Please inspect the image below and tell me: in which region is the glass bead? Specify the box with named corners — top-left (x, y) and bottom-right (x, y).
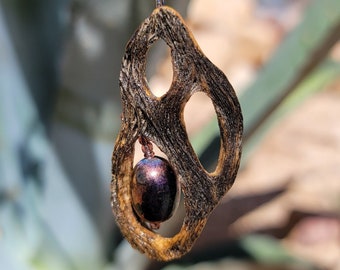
top-left (131, 156), bottom-right (180, 228)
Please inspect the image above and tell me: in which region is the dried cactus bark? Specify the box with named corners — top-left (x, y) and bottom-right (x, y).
top-left (111, 6), bottom-right (243, 261)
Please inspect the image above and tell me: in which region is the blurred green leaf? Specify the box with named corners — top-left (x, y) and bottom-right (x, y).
top-left (0, 3), bottom-right (104, 269)
top-left (192, 0), bottom-right (340, 165)
top-left (242, 60), bottom-right (340, 161)
top-left (240, 235), bottom-right (317, 269)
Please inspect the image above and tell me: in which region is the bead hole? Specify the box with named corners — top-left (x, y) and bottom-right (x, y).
top-left (133, 141), bottom-right (166, 166)
top-left (183, 92), bottom-right (220, 173)
top-left (146, 39), bottom-right (173, 97)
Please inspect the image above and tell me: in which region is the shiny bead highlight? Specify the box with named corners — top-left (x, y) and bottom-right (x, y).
top-left (131, 156), bottom-right (179, 229)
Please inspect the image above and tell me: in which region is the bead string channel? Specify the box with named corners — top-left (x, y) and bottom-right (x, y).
top-left (138, 135), bottom-right (155, 158)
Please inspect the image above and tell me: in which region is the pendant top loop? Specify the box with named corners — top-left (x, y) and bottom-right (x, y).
top-left (156, 0), bottom-right (165, 8)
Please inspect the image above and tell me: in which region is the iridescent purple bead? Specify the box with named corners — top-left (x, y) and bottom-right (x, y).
top-left (131, 156), bottom-right (179, 227)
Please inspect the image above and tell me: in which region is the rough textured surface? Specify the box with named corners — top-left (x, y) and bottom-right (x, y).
top-left (111, 6), bottom-right (243, 261)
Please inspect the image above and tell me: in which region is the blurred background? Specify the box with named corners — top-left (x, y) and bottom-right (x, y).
top-left (0, 0), bottom-right (339, 269)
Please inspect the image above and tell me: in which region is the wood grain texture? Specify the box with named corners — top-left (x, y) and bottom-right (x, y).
top-left (111, 6), bottom-right (243, 261)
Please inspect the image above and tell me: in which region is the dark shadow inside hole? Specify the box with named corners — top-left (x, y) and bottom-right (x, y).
top-left (199, 135), bottom-right (220, 172)
top-left (155, 193), bottom-right (185, 237)
top-left (146, 39), bottom-right (173, 97)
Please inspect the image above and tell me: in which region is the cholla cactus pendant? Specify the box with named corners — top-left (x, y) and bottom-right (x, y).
top-left (111, 1), bottom-right (243, 261)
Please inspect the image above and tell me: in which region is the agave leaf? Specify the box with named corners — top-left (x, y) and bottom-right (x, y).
top-left (0, 4), bottom-right (104, 269)
top-left (192, 0), bottom-right (340, 165)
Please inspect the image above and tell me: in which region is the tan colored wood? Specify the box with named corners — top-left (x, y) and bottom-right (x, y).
top-left (111, 6), bottom-right (243, 261)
